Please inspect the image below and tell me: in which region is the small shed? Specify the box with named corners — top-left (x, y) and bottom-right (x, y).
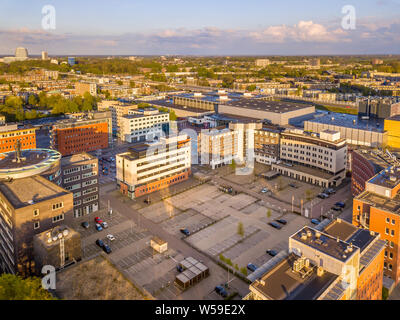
top-left (150, 236), bottom-right (168, 253)
top-left (175, 257), bottom-right (209, 290)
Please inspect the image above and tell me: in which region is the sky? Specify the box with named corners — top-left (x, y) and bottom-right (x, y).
top-left (0, 0), bottom-right (400, 55)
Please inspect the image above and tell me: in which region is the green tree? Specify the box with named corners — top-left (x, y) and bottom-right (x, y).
top-left (267, 209), bottom-right (272, 219)
top-left (28, 94), bottom-right (38, 107)
top-left (240, 267), bottom-right (248, 276)
top-left (0, 274), bottom-right (56, 300)
top-left (237, 222), bottom-right (244, 237)
top-left (5, 96), bottom-right (23, 109)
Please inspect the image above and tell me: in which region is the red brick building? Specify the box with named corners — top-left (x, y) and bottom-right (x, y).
top-left (51, 115), bottom-right (111, 156)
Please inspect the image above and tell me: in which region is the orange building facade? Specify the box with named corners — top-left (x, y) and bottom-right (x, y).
top-left (0, 126), bottom-right (36, 153)
top-left (353, 166), bottom-right (400, 284)
top-left (51, 120), bottom-right (109, 156)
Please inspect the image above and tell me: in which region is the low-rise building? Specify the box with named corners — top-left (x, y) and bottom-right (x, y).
top-left (384, 115), bottom-right (400, 150)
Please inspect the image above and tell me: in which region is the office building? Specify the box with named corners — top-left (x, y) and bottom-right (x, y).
top-left (353, 165), bottom-right (400, 284)
top-left (120, 108), bottom-right (169, 143)
top-left (0, 124), bottom-right (36, 153)
top-left (61, 153), bottom-right (99, 218)
top-left (116, 135), bottom-right (191, 199)
top-left (50, 112), bottom-right (111, 156)
top-left (98, 100), bottom-right (137, 136)
top-left (41, 51), bottom-right (48, 60)
top-left (254, 126), bottom-right (281, 165)
top-left (15, 47), bottom-right (28, 61)
top-left (0, 175), bottom-right (73, 275)
top-left (68, 57), bottom-right (76, 66)
top-left (272, 129), bottom-right (347, 188)
top-left (245, 219), bottom-right (385, 300)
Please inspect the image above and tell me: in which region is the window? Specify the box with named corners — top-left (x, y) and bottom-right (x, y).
top-left (34, 221), bottom-right (40, 229)
top-left (386, 228), bottom-right (389, 235)
top-left (33, 209), bottom-right (39, 217)
top-left (392, 230), bottom-right (395, 237)
top-left (391, 241), bottom-right (395, 248)
top-left (52, 214), bottom-right (64, 223)
top-left (390, 252), bottom-right (393, 259)
top-left (392, 219), bottom-right (396, 225)
top-left (386, 218), bottom-right (390, 223)
top-left (389, 264), bottom-right (393, 271)
top-left (52, 202), bottom-right (64, 210)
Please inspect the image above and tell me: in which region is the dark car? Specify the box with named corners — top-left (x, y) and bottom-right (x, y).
top-left (266, 249), bottom-right (278, 257)
top-left (96, 239), bottom-right (104, 248)
top-left (331, 206), bottom-right (342, 212)
top-left (180, 228), bottom-right (190, 236)
top-left (215, 285), bottom-right (228, 298)
top-left (289, 183), bottom-right (298, 188)
top-left (335, 202), bottom-right (346, 208)
top-left (81, 221), bottom-right (89, 229)
top-left (311, 219), bottom-right (321, 225)
top-left (317, 193), bottom-right (329, 199)
top-left (268, 222), bottom-right (282, 230)
top-left (247, 263), bottom-right (258, 272)
top-left (276, 219), bottom-right (287, 225)
top-left (103, 244), bottom-right (112, 254)
top-left (324, 188), bottom-right (336, 195)
top-left (177, 265), bottom-right (184, 273)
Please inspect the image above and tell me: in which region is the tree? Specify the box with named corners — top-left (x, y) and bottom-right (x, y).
top-left (0, 274), bottom-right (56, 300)
top-left (267, 209), bottom-right (272, 219)
top-left (5, 96), bottom-right (23, 109)
top-left (237, 222), bottom-right (244, 237)
top-left (169, 110), bottom-right (177, 121)
top-left (240, 267), bottom-right (248, 276)
top-left (305, 189), bottom-right (313, 201)
top-left (28, 94), bottom-right (38, 107)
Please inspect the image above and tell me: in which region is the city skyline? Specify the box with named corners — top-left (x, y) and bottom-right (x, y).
top-left (0, 0), bottom-right (400, 55)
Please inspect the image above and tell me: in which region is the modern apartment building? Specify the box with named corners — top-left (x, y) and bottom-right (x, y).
top-left (272, 129), bottom-right (347, 188)
top-left (198, 127), bottom-right (239, 169)
top-left (0, 175), bottom-right (73, 275)
top-left (74, 82), bottom-right (97, 96)
top-left (116, 135), bottom-right (191, 199)
top-left (353, 165), bottom-right (400, 284)
top-left (61, 153), bottom-right (99, 218)
top-left (50, 112), bottom-right (111, 156)
top-left (255, 59), bottom-right (270, 67)
top-left (120, 108), bottom-right (169, 143)
top-left (98, 100), bottom-right (137, 137)
top-left (0, 124), bottom-right (36, 153)
top-left (245, 219), bottom-right (385, 300)
top-left (358, 98), bottom-right (400, 120)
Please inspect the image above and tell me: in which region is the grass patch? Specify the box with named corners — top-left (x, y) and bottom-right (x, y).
top-left (315, 104), bottom-right (358, 115)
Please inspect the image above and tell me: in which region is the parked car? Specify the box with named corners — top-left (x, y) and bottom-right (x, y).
top-left (247, 263), bottom-right (258, 272)
top-left (107, 234), bottom-right (115, 241)
top-left (180, 228), bottom-right (190, 236)
top-left (177, 265), bottom-right (183, 273)
top-left (95, 217), bottom-right (102, 223)
top-left (317, 193), bottom-right (329, 199)
top-left (261, 187), bottom-right (269, 193)
top-left (266, 249), bottom-right (278, 257)
top-left (335, 202), bottom-right (346, 208)
top-left (103, 244), bottom-right (112, 254)
top-left (325, 188), bottom-right (336, 194)
top-left (95, 223), bottom-right (103, 231)
top-left (311, 219), bottom-right (320, 225)
top-left (331, 206), bottom-right (342, 212)
top-left (215, 285), bottom-right (228, 298)
top-left (276, 219), bottom-right (287, 225)
top-left (268, 222), bottom-right (282, 230)
top-left (96, 239), bottom-right (104, 248)
top-left (101, 221), bottom-right (109, 229)
top-left (81, 221), bottom-right (89, 229)
top-left (289, 183), bottom-right (298, 188)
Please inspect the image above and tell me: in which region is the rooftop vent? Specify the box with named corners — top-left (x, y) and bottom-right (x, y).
top-left (306, 230), bottom-right (312, 238)
top-left (317, 266), bottom-right (324, 277)
top-left (315, 232), bottom-right (321, 239)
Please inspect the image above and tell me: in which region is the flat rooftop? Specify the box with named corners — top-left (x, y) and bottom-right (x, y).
top-left (223, 98), bottom-right (313, 114)
top-left (306, 111), bottom-right (385, 133)
top-left (0, 149), bottom-right (60, 169)
top-left (272, 162), bottom-right (337, 180)
top-left (353, 149), bottom-right (395, 173)
top-left (291, 227), bottom-right (358, 262)
top-left (0, 175), bottom-right (70, 209)
top-left (61, 152), bottom-right (96, 166)
top-left (251, 253), bottom-right (338, 300)
top-left (145, 99), bottom-right (215, 115)
top-left (356, 191), bottom-right (400, 215)
top-left (368, 166), bottom-right (400, 189)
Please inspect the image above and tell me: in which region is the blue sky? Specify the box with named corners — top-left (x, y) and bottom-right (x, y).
top-left (0, 0), bottom-right (400, 55)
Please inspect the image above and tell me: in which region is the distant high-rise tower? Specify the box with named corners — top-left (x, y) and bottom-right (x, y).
top-left (42, 51), bottom-right (48, 60)
top-left (68, 57), bottom-right (76, 66)
top-left (15, 47), bottom-right (28, 61)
